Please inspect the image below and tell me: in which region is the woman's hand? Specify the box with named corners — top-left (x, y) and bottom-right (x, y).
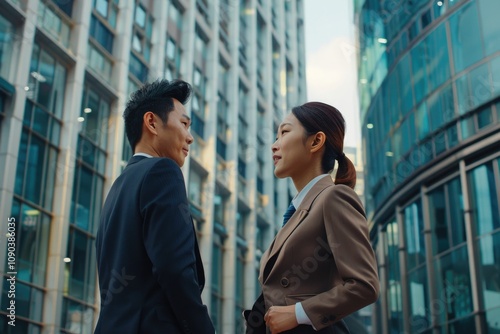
top-left (264, 305), bottom-right (298, 334)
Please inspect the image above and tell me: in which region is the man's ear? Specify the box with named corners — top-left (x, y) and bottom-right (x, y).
top-left (143, 112), bottom-right (157, 135)
top-left (310, 132), bottom-right (326, 153)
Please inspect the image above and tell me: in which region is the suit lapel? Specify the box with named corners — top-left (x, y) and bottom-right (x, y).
top-left (261, 175), bottom-right (334, 283)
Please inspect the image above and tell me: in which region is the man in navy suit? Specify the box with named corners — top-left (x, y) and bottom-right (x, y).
top-left (95, 79), bottom-right (215, 333)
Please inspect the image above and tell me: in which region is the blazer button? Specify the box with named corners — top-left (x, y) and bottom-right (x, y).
top-left (280, 277), bottom-right (290, 288)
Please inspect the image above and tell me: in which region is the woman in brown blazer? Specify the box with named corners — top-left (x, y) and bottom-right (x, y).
top-left (245, 102), bottom-right (379, 334)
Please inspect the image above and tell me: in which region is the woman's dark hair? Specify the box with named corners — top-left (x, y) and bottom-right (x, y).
top-left (123, 79), bottom-right (192, 150)
top-left (292, 102), bottom-right (357, 189)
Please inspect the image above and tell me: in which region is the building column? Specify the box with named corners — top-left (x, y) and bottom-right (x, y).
top-left (397, 205), bottom-right (411, 334)
top-left (377, 224), bottom-right (388, 334)
top-left (104, 0), bottom-right (134, 188)
top-left (41, 0), bottom-right (92, 332)
top-left (459, 159), bottom-right (486, 333)
top-left (0, 0), bottom-right (38, 299)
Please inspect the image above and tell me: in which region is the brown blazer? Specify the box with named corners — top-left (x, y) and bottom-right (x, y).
top-left (257, 175), bottom-right (379, 332)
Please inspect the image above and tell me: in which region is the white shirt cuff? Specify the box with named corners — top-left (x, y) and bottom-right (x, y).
top-left (295, 302), bottom-right (313, 326)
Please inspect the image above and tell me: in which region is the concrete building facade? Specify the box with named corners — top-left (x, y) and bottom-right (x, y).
top-left (0, 0), bottom-right (306, 332)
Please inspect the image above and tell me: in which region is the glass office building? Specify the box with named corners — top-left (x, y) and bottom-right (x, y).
top-left (355, 0), bottom-right (500, 333)
top-left (0, 0), bottom-right (306, 333)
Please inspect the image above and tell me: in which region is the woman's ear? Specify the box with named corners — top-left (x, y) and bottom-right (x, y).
top-left (310, 131), bottom-right (326, 153)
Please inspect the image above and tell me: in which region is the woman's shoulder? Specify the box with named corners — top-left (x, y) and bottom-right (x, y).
top-left (323, 183), bottom-right (358, 197)
top-left (321, 184), bottom-right (364, 211)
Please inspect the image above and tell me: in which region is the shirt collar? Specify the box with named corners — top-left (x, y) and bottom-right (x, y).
top-left (133, 152), bottom-right (154, 158)
top-left (292, 174), bottom-right (329, 209)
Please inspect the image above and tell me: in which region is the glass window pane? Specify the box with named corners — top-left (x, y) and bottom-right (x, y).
top-left (166, 38), bottom-right (176, 60)
top-left (408, 267), bottom-right (430, 333)
top-left (75, 166), bottom-right (92, 231)
top-left (448, 177), bottom-right (466, 246)
top-left (447, 124), bottom-right (458, 148)
top-left (491, 56), bottom-right (500, 98)
top-left (68, 229), bottom-right (88, 300)
top-left (468, 162), bottom-right (500, 235)
top-left (428, 91), bottom-right (444, 133)
top-left (25, 136), bottom-right (46, 204)
top-left (460, 116), bottom-right (475, 140)
top-left (416, 102), bottom-right (429, 140)
top-left (43, 147), bottom-right (57, 210)
top-left (477, 107), bottom-right (493, 129)
top-left (429, 185), bottom-right (449, 254)
top-left (434, 246), bottom-right (473, 324)
top-left (434, 131), bottom-right (446, 156)
top-left (55, 0), bottom-right (74, 17)
top-left (411, 39), bottom-right (428, 104)
top-left (456, 74), bottom-right (470, 115)
top-left (132, 33), bottom-right (142, 52)
top-left (441, 84), bottom-right (455, 123)
top-left (426, 23), bottom-right (450, 91)
top-left (36, 51), bottom-right (56, 110)
top-left (92, 177), bottom-right (104, 234)
top-left (469, 63), bottom-right (492, 108)
top-left (485, 307), bottom-right (500, 333)
top-left (478, 231), bottom-right (500, 312)
top-left (1, 281), bottom-right (44, 322)
top-left (135, 5), bottom-right (146, 27)
top-left (95, 0), bottom-right (108, 17)
top-left (53, 63), bottom-right (67, 118)
top-left (449, 2), bottom-right (483, 73)
top-left (8, 200), bottom-right (51, 287)
top-left (33, 106), bottom-right (50, 138)
top-left (90, 15), bottom-right (114, 53)
top-left (129, 53), bottom-right (148, 82)
top-left (0, 15), bottom-right (15, 79)
top-left (82, 88), bottom-right (102, 145)
top-left (497, 102), bottom-right (500, 122)
top-left (61, 298), bottom-right (94, 333)
top-left (385, 220), bottom-right (404, 333)
top-left (15, 131), bottom-right (29, 196)
top-left (405, 200), bottom-right (425, 269)
top-left (478, 0), bottom-right (500, 56)
top-left (33, 214), bottom-right (51, 285)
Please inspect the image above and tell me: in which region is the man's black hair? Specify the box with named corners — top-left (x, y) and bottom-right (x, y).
top-left (123, 79), bottom-right (192, 151)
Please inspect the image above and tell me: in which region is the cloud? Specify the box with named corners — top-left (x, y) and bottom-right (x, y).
top-left (306, 37), bottom-right (361, 147)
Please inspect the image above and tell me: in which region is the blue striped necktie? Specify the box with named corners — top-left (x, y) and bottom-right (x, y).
top-left (282, 203), bottom-right (296, 227)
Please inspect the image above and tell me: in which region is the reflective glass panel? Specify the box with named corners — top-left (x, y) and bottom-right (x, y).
top-left (468, 162), bottom-right (500, 235)
top-left (478, 0), bottom-right (500, 56)
top-left (408, 266), bottom-right (430, 333)
top-left (478, 231), bottom-right (500, 311)
top-left (434, 245), bottom-right (473, 324)
top-left (405, 200), bottom-right (425, 269)
top-left (449, 2), bottom-right (483, 73)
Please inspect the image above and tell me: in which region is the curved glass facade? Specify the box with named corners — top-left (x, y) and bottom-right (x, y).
top-left (357, 0), bottom-right (500, 333)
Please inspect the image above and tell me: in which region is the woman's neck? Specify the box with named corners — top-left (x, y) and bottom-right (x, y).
top-left (291, 167), bottom-right (324, 193)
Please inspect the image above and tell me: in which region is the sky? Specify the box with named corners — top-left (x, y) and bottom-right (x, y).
top-left (304, 1), bottom-right (361, 148)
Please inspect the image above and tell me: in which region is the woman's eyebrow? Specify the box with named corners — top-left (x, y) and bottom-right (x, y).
top-left (278, 122), bottom-right (292, 130)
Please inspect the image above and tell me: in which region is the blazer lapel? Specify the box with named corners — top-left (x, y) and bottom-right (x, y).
top-left (261, 175), bottom-right (334, 283)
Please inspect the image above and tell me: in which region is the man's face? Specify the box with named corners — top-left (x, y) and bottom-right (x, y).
top-left (155, 99), bottom-right (194, 166)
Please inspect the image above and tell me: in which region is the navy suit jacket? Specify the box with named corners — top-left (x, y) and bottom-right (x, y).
top-left (95, 156), bottom-right (214, 333)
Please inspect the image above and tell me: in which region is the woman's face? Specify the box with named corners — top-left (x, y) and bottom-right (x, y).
top-left (271, 113), bottom-right (312, 179)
